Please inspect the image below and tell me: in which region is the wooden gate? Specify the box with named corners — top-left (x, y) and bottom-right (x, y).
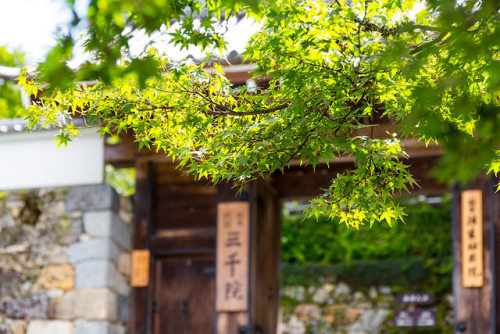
top-left (130, 161), bottom-right (280, 334)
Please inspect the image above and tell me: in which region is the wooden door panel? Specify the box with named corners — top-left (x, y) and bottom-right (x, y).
top-left (153, 256), bottom-right (215, 334)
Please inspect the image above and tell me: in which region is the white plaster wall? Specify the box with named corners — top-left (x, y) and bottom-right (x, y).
top-left (0, 128), bottom-right (104, 190)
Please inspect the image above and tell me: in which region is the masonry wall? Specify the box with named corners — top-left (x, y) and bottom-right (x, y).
top-left (278, 279), bottom-right (453, 334)
top-left (0, 185), bottom-right (133, 334)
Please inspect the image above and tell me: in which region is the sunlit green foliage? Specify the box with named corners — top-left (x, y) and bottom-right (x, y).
top-left (21, 0), bottom-right (500, 227)
top-left (105, 164), bottom-right (136, 196)
top-left (39, 0), bottom-right (261, 89)
top-left (0, 47), bottom-right (25, 119)
top-left (282, 196), bottom-right (451, 263)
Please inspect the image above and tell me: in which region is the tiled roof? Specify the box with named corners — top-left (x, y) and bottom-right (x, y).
top-left (0, 118), bottom-right (89, 135)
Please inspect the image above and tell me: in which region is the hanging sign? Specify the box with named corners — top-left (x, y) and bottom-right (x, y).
top-left (461, 190), bottom-right (483, 288)
top-left (394, 309), bottom-right (437, 328)
top-left (414, 309), bottom-right (438, 327)
top-left (216, 202), bottom-right (250, 312)
top-left (397, 292), bottom-right (434, 305)
top-left (394, 310), bottom-right (414, 327)
top-left (131, 249), bottom-right (150, 287)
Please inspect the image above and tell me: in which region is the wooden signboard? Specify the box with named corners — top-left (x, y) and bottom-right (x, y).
top-left (131, 249), bottom-right (150, 287)
top-left (216, 202), bottom-right (250, 312)
top-left (461, 190), bottom-right (483, 288)
top-left (397, 292), bottom-right (434, 305)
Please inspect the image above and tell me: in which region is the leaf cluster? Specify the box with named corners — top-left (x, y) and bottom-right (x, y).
top-left (20, 0), bottom-right (500, 227)
top-left (0, 46), bottom-right (25, 119)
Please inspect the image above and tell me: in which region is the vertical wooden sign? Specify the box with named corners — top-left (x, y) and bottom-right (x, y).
top-left (461, 190), bottom-right (483, 288)
top-left (131, 249), bottom-right (150, 287)
top-left (216, 202), bottom-right (250, 312)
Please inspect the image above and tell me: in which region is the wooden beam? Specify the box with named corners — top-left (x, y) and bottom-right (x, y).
top-left (271, 154), bottom-right (447, 201)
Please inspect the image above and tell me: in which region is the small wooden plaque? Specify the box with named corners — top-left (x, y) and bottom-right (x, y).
top-left (131, 249), bottom-right (150, 287)
top-left (216, 202), bottom-right (250, 312)
top-left (461, 190), bottom-right (483, 288)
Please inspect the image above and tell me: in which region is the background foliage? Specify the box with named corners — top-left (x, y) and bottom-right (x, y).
top-left (105, 165), bottom-right (136, 197)
top-left (0, 47), bottom-right (25, 119)
top-left (281, 197), bottom-right (453, 333)
top-left (281, 195), bottom-right (452, 293)
top-left (282, 196), bottom-right (451, 264)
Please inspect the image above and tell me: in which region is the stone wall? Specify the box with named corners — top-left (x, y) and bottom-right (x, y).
top-left (0, 185), bottom-right (133, 334)
top-left (278, 282), bottom-right (453, 334)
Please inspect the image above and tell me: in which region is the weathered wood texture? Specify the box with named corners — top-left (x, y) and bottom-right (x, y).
top-left (150, 162), bottom-right (217, 334)
top-left (152, 163), bottom-right (217, 231)
top-left (216, 202), bottom-right (251, 312)
top-left (494, 181), bottom-right (500, 333)
top-left (127, 155), bottom-right (444, 333)
top-left (130, 160), bottom-right (151, 334)
top-left (272, 154), bottom-right (445, 201)
top-left (452, 179), bottom-right (496, 334)
top-left (251, 179), bottom-right (281, 334)
top-left (131, 161), bottom-right (218, 334)
top-left (106, 133), bottom-right (446, 200)
top-left (153, 256), bottom-right (215, 334)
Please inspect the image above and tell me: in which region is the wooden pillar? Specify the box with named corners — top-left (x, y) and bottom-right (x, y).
top-left (216, 179), bottom-right (281, 334)
top-left (251, 179), bottom-right (281, 334)
top-left (452, 178), bottom-right (497, 333)
top-left (130, 160), bottom-right (152, 334)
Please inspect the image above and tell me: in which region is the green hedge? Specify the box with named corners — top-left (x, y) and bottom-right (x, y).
top-left (282, 257), bottom-right (452, 293)
top-left (281, 196), bottom-right (452, 263)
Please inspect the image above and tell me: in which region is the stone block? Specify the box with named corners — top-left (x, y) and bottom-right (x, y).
top-left (0, 324), bottom-right (10, 334)
top-left (68, 239), bottom-right (119, 265)
top-left (379, 286), bottom-right (392, 295)
top-left (359, 309), bottom-right (390, 331)
top-left (75, 260), bottom-right (129, 296)
top-left (75, 322), bottom-right (109, 334)
top-left (282, 286), bottom-right (305, 302)
top-left (333, 282), bottom-right (351, 298)
top-left (46, 289), bottom-right (64, 299)
top-left (368, 286), bottom-right (378, 300)
top-left (4, 295), bottom-right (47, 319)
top-left (26, 320), bottom-right (73, 334)
top-left (47, 246), bottom-right (68, 264)
top-left (66, 185), bottom-right (119, 213)
top-left (117, 253), bottom-right (130, 276)
top-left (117, 295), bottom-right (130, 323)
top-left (312, 287), bottom-right (330, 304)
top-left (54, 289), bottom-right (117, 321)
top-left (111, 325), bottom-right (126, 334)
top-left (283, 315), bottom-right (306, 334)
top-left (37, 264), bottom-right (74, 291)
top-left (59, 219), bottom-right (83, 245)
top-left (9, 320), bottom-right (26, 334)
top-left (293, 304), bottom-right (320, 321)
top-left (324, 304), bottom-right (361, 325)
top-left (83, 211), bottom-right (131, 250)
top-left (74, 322), bottom-right (125, 334)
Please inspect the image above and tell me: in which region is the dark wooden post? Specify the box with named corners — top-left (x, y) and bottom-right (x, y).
top-left (250, 179), bottom-right (281, 334)
top-left (130, 160), bottom-right (152, 334)
top-left (452, 178), bottom-right (497, 333)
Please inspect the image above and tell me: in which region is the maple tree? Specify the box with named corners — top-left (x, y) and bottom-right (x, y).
top-left (21, 0), bottom-right (500, 227)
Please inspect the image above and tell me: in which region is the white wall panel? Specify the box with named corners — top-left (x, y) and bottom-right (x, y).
top-left (0, 128), bottom-right (104, 190)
